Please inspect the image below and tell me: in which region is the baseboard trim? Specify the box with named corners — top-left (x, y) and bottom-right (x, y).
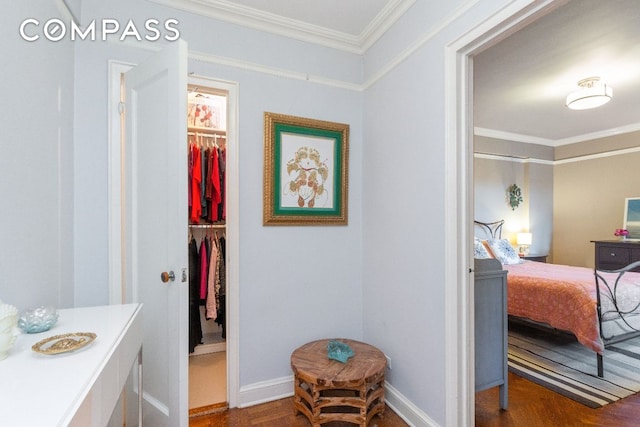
top-left (238, 375), bottom-right (295, 408)
top-left (238, 376), bottom-right (438, 426)
top-left (384, 382), bottom-right (439, 427)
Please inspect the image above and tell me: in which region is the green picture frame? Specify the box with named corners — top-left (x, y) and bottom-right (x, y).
top-left (263, 112), bottom-right (349, 226)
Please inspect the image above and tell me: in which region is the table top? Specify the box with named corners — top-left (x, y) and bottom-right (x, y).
top-left (291, 339), bottom-right (386, 387)
top-left (592, 239), bottom-right (640, 245)
top-left (0, 304), bottom-right (142, 426)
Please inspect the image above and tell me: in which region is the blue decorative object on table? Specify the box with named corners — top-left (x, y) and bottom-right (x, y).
top-left (327, 340), bottom-right (354, 363)
top-left (18, 306), bottom-right (59, 333)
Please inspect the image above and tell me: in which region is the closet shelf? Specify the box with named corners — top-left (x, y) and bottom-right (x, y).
top-left (189, 223), bottom-right (226, 229)
top-left (188, 126), bottom-right (226, 137)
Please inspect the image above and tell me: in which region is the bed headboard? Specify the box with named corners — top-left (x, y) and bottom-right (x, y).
top-left (474, 220), bottom-right (504, 240)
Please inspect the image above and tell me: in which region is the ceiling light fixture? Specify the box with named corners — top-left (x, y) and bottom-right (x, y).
top-left (566, 77), bottom-right (613, 110)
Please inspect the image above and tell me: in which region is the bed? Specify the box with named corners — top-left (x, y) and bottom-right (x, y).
top-left (474, 220), bottom-right (640, 377)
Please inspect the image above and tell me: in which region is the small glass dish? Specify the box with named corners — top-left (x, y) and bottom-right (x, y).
top-left (18, 306), bottom-right (59, 334)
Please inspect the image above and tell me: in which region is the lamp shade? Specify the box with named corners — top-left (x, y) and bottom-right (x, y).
top-left (566, 77), bottom-right (612, 110)
top-left (517, 232), bottom-right (532, 246)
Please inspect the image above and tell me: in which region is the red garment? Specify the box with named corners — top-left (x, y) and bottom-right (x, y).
top-left (188, 145), bottom-right (193, 209)
top-left (190, 145), bottom-right (202, 223)
top-left (220, 148), bottom-right (226, 220)
top-left (207, 148), bottom-right (221, 222)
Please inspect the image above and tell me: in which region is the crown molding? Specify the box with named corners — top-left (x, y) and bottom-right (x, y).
top-left (475, 146), bottom-right (640, 166)
top-left (55, 0), bottom-right (78, 24)
top-left (475, 122), bottom-right (640, 147)
top-left (360, 0), bottom-right (416, 52)
top-left (553, 122), bottom-right (640, 146)
top-left (474, 127), bottom-right (555, 146)
top-left (474, 152), bottom-right (554, 165)
top-left (147, 0), bottom-right (415, 54)
top-left (553, 145), bottom-right (640, 165)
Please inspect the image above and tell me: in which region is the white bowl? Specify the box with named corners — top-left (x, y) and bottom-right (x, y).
top-left (0, 303), bottom-right (19, 360)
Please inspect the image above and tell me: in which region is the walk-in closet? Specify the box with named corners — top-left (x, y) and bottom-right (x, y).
top-left (187, 83), bottom-right (228, 414)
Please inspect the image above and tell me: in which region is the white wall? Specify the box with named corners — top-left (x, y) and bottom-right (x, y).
top-left (0, 0), bottom-right (75, 309)
top-left (474, 156), bottom-right (554, 256)
top-left (1, 0), bottom-right (535, 424)
top-left (362, 0), bottom-right (513, 423)
top-left (70, 0), bottom-right (364, 393)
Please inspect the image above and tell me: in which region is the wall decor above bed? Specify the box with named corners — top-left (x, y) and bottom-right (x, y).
top-left (507, 183), bottom-right (522, 210)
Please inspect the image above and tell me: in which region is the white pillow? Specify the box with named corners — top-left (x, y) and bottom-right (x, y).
top-left (474, 237), bottom-right (493, 259)
top-left (486, 239), bottom-right (523, 265)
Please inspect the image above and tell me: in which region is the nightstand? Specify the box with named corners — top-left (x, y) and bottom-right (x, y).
top-left (521, 254), bottom-right (547, 263)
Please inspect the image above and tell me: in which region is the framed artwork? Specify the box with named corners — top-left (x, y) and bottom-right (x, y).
top-left (263, 112), bottom-right (349, 226)
top-left (187, 90), bottom-right (226, 131)
top-left (624, 197), bottom-right (640, 240)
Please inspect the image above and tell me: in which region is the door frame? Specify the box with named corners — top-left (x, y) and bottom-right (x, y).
top-left (444, 0), bottom-right (561, 424)
top-left (108, 61), bottom-right (240, 408)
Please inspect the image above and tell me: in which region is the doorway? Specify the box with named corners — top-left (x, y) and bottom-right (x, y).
top-left (108, 64), bottom-right (240, 415)
top-left (186, 82), bottom-right (228, 414)
top-left (185, 74), bottom-right (240, 412)
top-left (444, 0), bottom-right (563, 424)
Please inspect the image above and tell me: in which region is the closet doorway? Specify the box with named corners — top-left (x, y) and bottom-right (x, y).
top-left (186, 77), bottom-right (238, 415)
top-left (109, 61), bottom-right (240, 416)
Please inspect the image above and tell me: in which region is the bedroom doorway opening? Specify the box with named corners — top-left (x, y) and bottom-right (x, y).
top-left (444, 0), bottom-right (565, 424)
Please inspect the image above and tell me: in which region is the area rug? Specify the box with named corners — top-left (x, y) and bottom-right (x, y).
top-left (508, 325), bottom-right (640, 408)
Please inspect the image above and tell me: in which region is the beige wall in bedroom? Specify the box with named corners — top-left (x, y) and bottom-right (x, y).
top-left (474, 137), bottom-right (554, 257)
top-left (553, 131), bottom-right (640, 268)
top-left (475, 131), bottom-right (640, 267)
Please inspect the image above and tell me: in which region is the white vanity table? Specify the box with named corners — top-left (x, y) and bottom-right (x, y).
top-left (0, 304), bottom-right (143, 426)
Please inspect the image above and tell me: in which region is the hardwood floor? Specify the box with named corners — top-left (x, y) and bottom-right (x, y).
top-left (476, 372), bottom-right (640, 427)
top-left (189, 397), bottom-right (409, 427)
top-left (190, 374), bottom-right (640, 427)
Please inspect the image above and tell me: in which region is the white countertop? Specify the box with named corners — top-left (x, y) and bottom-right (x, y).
top-left (0, 304), bottom-right (142, 426)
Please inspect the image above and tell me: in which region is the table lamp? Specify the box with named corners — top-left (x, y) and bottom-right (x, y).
top-left (517, 232), bottom-right (532, 255)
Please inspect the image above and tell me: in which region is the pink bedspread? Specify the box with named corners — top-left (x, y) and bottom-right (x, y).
top-left (504, 261), bottom-right (604, 353)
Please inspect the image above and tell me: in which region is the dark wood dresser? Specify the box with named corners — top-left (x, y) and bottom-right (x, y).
top-left (592, 240), bottom-right (640, 272)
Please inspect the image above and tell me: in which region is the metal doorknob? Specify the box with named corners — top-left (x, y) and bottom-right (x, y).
top-left (160, 271), bottom-right (176, 283)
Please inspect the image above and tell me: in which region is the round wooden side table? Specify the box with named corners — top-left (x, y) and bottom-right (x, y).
top-left (290, 338), bottom-right (386, 426)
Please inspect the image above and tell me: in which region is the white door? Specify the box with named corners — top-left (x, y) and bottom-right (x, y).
top-left (123, 40), bottom-right (189, 427)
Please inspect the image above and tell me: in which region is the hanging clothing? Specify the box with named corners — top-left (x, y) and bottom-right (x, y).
top-left (189, 145), bottom-right (203, 223)
top-left (199, 239), bottom-right (208, 301)
top-left (218, 147), bottom-right (226, 221)
top-left (188, 237), bottom-right (203, 353)
top-left (189, 141), bottom-right (226, 225)
top-left (215, 235), bottom-right (226, 338)
top-left (201, 148), bottom-right (209, 219)
top-left (206, 148), bottom-right (221, 222)
top-left (187, 129), bottom-right (228, 353)
top-left (206, 236), bottom-right (219, 321)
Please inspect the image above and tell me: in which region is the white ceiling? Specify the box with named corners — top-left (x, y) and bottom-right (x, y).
top-left (151, 0), bottom-right (415, 52)
top-left (474, 0), bottom-right (640, 146)
top-left (159, 0), bottom-right (640, 146)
